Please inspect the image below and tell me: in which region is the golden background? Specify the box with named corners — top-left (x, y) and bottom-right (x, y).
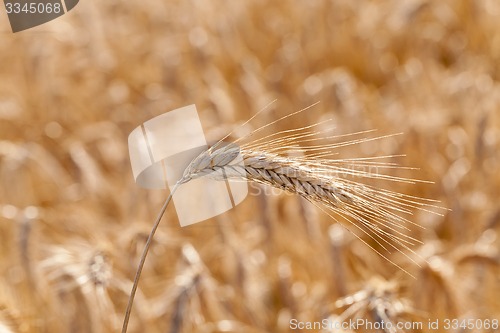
top-left (0, 0), bottom-right (499, 332)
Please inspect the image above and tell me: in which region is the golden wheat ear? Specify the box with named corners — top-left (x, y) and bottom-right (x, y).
top-left (187, 131), bottom-right (444, 275)
top-left (122, 104), bottom-right (445, 332)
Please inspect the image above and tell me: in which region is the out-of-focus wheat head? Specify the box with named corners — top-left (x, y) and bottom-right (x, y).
top-left (334, 276), bottom-right (423, 333)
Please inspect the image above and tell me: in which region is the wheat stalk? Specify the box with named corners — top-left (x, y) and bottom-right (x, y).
top-left (122, 120), bottom-right (442, 333)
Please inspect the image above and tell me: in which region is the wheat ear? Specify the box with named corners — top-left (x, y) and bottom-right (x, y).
top-left (183, 140), bottom-right (441, 271)
top-left (122, 130), bottom-right (441, 332)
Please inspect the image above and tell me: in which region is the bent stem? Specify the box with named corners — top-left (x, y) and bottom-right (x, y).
top-left (121, 182), bottom-right (181, 333)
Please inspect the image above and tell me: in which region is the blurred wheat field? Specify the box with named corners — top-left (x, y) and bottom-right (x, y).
top-left (0, 0), bottom-right (499, 332)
